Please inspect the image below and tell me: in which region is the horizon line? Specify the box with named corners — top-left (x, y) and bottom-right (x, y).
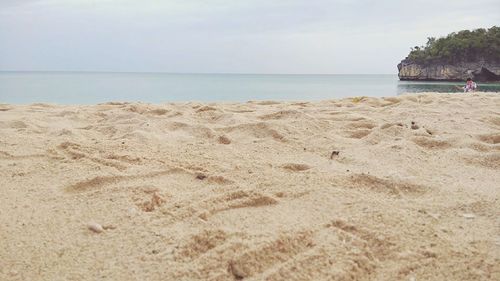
top-left (0, 70), bottom-right (396, 75)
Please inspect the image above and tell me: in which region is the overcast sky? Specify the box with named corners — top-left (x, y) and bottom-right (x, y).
top-left (0, 0), bottom-right (498, 74)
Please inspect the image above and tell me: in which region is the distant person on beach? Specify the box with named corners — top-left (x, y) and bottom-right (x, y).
top-left (463, 78), bottom-right (477, 92)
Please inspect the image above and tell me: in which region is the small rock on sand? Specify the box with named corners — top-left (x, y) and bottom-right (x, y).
top-left (87, 222), bottom-right (104, 233)
top-left (461, 213), bottom-right (476, 219)
top-left (196, 173), bottom-right (207, 180)
top-left (229, 261), bottom-right (248, 279)
top-left (198, 211), bottom-right (210, 221)
top-left (218, 135), bottom-right (231, 144)
top-left (103, 224), bottom-right (117, 230)
top-left (330, 150), bottom-right (340, 159)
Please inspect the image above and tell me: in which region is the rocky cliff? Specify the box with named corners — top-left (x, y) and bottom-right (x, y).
top-left (397, 60), bottom-right (500, 82)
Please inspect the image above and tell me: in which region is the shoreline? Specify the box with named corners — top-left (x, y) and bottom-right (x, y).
top-left (399, 77), bottom-right (500, 82)
top-left (1, 91), bottom-right (499, 107)
top-left (1, 93), bottom-right (499, 280)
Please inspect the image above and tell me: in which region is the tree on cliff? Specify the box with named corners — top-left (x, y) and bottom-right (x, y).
top-left (406, 26), bottom-right (500, 64)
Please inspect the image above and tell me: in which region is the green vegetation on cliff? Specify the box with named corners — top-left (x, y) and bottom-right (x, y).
top-left (406, 26), bottom-right (500, 64)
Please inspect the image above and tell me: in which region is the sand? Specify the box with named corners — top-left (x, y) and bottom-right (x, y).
top-left (0, 93), bottom-right (499, 281)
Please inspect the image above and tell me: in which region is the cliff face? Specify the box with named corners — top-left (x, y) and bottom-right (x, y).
top-left (397, 60), bottom-right (500, 81)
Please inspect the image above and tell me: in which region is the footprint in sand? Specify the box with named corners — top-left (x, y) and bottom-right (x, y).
top-left (123, 104), bottom-right (169, 116)
top-left (411, 136), bottom-right (452, 149)
top-left (64, 168), bottom-right (188, 192)
top-left (481, 116), bottom-right (500, 127)
top-left (477, 133), bottom-right (500, 144)
top-left (258, 110), bottom-right (307, 120)
top-left (346, 173), bottom-right (428, 196)
top-left (174, 229), bottom-right (228, 261)
top-left (346, 120), bottom-right (378, 130)
top-left (210, 190), bottom-right (278, 213)
top-left (56, 142), bottom-right (130, 170)
top-left (1, 120), bottom-right (28, 129)
top-left (344, 129), bottom-right (372, 139)
top-left (131, 187), bottom-right (168, 212)
top-left (380, 122), bottom-right (404, 130)
top-left (281, 163), bottom-right (311, 172)
top-left (195, 105), bottom-right (218, 113)
top-left (228, 232), bottom-right (314, 279)
top-left (0, 105), bottom-right (12, 111)
top-left (221, 122), bottom-right (286, 142)
top-left (164, 122), bottom-right (216, 139)
top-left (463, 153), bottom-right (500, 170)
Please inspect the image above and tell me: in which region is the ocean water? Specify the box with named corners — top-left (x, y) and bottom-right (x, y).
top-left (1, 72), bottom-right (499, 104)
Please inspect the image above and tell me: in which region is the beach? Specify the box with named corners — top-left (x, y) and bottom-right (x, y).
top-left (1, 93), bottom-right (499, 280)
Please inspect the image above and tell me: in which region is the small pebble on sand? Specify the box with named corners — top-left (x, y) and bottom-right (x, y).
top-left (461, 213), bottom-right (476, 219)
top-left (198, 211), bottom-right (210, 221)
top-left (218, 135), bottom-right (231, 144)
top-left (103, 224), bottom-right (116, 230)
top-left (87, 222), bottom-right (104, 233)
top-left (330, 150), bottom-right (340, 159)
top-left (196, 173), bottom-right (207, 180)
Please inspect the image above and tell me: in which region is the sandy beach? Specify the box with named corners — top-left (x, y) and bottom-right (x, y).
top-left (1, 93), bottom-right (499, 280)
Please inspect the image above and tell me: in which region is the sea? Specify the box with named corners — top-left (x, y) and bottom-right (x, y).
top-left (1, 72), bottom-right (499, 104)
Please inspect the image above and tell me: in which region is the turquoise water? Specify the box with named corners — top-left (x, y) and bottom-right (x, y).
top-left (1, 72), bottom-right (499, 104)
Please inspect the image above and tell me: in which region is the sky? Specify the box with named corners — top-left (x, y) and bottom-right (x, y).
top-left (0, 0), bottom-right (499, 74)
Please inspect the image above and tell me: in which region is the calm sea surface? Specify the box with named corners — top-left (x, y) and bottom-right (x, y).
top-left (1, 72), bottom-right (499, 104)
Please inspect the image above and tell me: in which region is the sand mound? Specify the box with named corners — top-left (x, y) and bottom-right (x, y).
top-left (221, 122), bottom-right (287, 142)
top-left (1, 93), bottom-right (499, 281)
